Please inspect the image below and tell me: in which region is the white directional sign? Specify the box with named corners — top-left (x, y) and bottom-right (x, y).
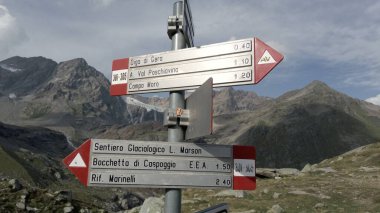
top-left (110, 37), bottom-right (283, 95)
top-left (63, 139), bottom-right (256, 190)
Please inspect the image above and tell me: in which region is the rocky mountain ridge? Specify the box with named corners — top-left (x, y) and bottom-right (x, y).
top-left (0, 56), bottom-right (160, 145)
top-left (1, 56), bottom-right (379, 170)
top-left (210, 81), bottom-right (380, 168)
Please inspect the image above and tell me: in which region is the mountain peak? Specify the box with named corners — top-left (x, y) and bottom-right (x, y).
top-left (54, 58), bottom-right (96, 80)
top-left (304, 80), bottom-right (331, 91)
top-left (57, 58), bottom-right (88, 70)
top-left (60, 58), bottom-right (88, 66)
top-left (0, 56), bottom-right (58, 96)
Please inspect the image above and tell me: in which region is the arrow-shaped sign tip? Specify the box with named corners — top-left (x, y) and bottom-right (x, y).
top-left (63, 139), bottom-right (91, 186)
top-left (254, 38), bottom-right (284, 84)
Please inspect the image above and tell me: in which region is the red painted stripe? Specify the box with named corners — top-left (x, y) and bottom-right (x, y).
top-left (110, 84), bottom-right (128, 96)
top-left (233, 145), bottom-right (256, 159)
top-left (233, 176), bottom-right (256, 190)
top-left (112, 58), bottom-right (129, 71)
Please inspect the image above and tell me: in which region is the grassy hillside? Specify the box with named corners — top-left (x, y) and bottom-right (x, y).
top-left (182, 142), bottom-right (380, 212)
top-left (0, 146), bottom-right (33, 182)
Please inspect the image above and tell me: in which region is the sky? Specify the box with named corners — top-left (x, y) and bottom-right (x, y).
top-left (0, 0), bottom-right (379, 105)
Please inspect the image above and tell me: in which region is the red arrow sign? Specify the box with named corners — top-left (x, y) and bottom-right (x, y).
top-left (63, 139), bottom-right (256, 190)
top-left (62, 139), bottom-right (91, 186)
top-left (110, 37), bottom-right (283, 96)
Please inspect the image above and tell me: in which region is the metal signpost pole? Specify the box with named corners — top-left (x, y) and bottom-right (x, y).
top-left (165, 2), bottom-right (186, 213)
top-left (62, 0), bottom-right (281, 211)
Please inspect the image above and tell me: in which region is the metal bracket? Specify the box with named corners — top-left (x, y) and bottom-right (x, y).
top-left (163, 107), bottom-right (190, 127)
top-left (167, 13), bottom-right (194, 47)
top-left (167, 15), bottom-right (184, 38)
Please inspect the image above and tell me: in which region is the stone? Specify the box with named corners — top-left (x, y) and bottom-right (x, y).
top-left (273, 192), bottom-right (281, 199)
top-left (139, 197), bottom-right (164, 213)
top-left (63, 206), bottom-right (74, 213)
top-left (214, 190), bottom-right (246, 198)
top-left (120, 199), bottom-right (129, 210)
top-left (267, 204), bottom-right (284, 213)
top-left (256, 168), bottom-right (277, 178)
top-left (182, 200), bottom-right (195, 204)
top-left (16, 202), bottom-right (26, 210)
top-left (26, 206), bottom-right (39, 212)
top-left (359, 166), bottom-right (380, 172)
top-left (54, 190), bottom-right (72, 203)
top-left (277, 168), bottom-right (300, 177)
top-left (108, 202), bottom-right (122, 212)
top-left (236, 210), bottom-right (256, 213)
top-left (315, 167), bottom-right (336, 173)
top-left (110, 194), bottom-right (118, 202)
top-left (314, 203), bottom-right (325, 209)
top-left (80, 208), bottom-right (90, 213)
top-left (288, 190), bottom-right (331, 199)
top-left (8, 179), bottom-right (22, 191)
top-left (128, 206), bottom-right (141, 213)
top-left (118, 192), bottom-right (144, 210)
top-left (54, 172), bottom-right (62, 179)
top-left (301, 163), bottom-right (312, 173)
top-left (257, 168), bottom-right (300, 178)
top-left (263, 188), bottom-right (269, 194)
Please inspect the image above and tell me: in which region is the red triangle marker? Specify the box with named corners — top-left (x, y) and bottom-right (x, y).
top-left (63, 139), bottom-right (91, 186)
top-left (254, 38), bottom-right (284, 83)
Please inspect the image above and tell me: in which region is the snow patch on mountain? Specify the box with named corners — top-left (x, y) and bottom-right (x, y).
top-left (125, 97), bottom-right (165, 112)
top-left (0, 64), bottom-right (22, 72)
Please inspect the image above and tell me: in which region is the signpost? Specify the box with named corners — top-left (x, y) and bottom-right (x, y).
top-left (63, 1), bottom-right (284, 212)
top-left (63, 139), bottom-right (256, 190)
top-left (110, 37), bottom-right (283, 95)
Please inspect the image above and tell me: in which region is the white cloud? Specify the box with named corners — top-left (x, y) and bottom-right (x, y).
top-left (0, 4), bottom-right (27, 59)
top-left (0, 0), bottom-right (379, 99)
top-left (366, 94), bottom-right (380, 106)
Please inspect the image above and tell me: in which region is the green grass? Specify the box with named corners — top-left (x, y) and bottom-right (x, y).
top-left (0, 146), bottom-right (33, 182)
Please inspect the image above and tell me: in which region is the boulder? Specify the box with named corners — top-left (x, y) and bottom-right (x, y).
top-left (256, 168), bottom-right (300, 178)
top-left (267, 204), bottom-right (284, 213)
top-left (139, 197), bottom-right (164, 213)
top-left (16, 202), bottom-right (26, 210)
top-left (8, 179), bottom-right (22, 191)
top-left (214, 190), bottom-right (246, 198)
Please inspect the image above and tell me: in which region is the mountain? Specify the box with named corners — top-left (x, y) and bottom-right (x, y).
top-left (1, 56), bottom-right (380, 211)
top-left (0, 56), bottom-right (57, 96)
top-left (0, 56), bottom-right (160, 144)
top-left (213, 87), bottom-right (272, 115)
top-left (1, 56), bottom-right (379, 170)
top-left (210, 81), bottom-right (380, 168)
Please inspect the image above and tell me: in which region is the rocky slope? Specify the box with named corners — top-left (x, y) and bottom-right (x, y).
top-left (212, 87), bottom-right (271, 115)
top-left (210, 81), bottom-right (380, 169)
top-left (1, 56), bottom-right (379, 170)
top-left (180, 142), bottom-right (380, 212)
top-left (0, 122), bottom-right (73, 186)
top-left (0, 122), bottom-right (154, 212)
top-left (1, 128), bottom-right (378, 212)
top-left (0, 56), bottom-right (160, 145)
